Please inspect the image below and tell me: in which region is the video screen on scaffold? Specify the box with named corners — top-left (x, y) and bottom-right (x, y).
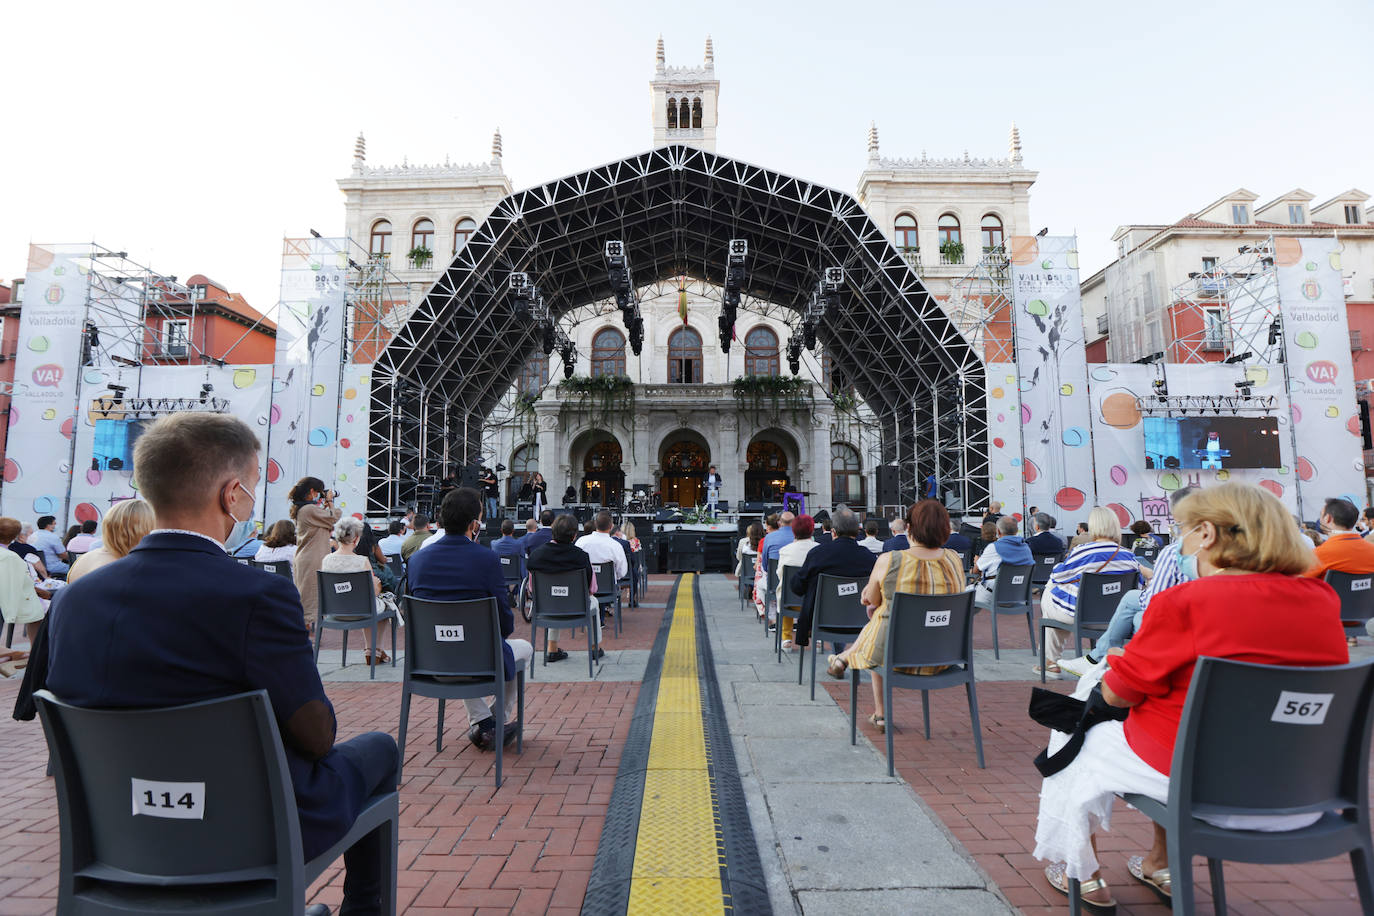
top-left (1143, 416), bottom-right (1282, 470)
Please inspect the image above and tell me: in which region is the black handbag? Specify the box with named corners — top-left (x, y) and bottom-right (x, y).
top-left (1028, 685), bottom-right (1128, 777)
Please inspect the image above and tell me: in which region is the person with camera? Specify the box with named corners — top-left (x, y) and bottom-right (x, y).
top-left (479, 467), bottom-right (500, 524)
top-left (291, 477), bottom-right (341, 632)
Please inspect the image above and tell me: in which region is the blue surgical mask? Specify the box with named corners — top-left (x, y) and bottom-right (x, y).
top-left (224, 482), bottom-right (257, 553)
top-left (1176, 524), bottom-right (1204, 581)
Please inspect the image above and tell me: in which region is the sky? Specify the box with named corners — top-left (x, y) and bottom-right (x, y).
top-left (4, 0), bottom-right (1372, 314)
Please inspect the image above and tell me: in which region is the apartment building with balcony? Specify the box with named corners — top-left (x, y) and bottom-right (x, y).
top-left (139, 274), bottom-right (276, 365)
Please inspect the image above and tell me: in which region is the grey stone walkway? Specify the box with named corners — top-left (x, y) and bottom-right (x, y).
top-left (698, 574), bottom-right (1015, 915)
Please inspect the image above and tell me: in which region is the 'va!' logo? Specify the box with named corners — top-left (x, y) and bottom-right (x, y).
top-left (1306, 360), bottom-right (1338, 384)
top-left (31, 364), bottom-right (63, 387)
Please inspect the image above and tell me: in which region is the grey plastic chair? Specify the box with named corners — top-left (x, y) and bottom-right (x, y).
top-left (1071, 657), bottom-right (1374, 915)
top-left (1039, 570), bottom-right (1136, 683)
top-left (385, 553), bottom-right (405, 589)
top-left (739, 553), bottom-right (757, 612)
top-left (1133, 541), bottom-right (1160, 565)
top-left (591, 561), bottom-right (623, 638)
top-left (1029, 551), bottom-right (1062, 589)
top-left (314, 569), bottom-right (398, 680)
top-left (251, 558), bottom-right (293, 579)
top-left (982, 562), bottom-right (1036, 660)
top-left (775, 566), bottom-right (803, 662)
top-left (806, 574), bottom-right (868, 699)
top-left (497, 553), bottom-right (527, 623)
top-left (881, 589), bottom-right (984, 773)
top-left (34, 688), bottom-right (399, 915)
top-left (763, 562), bottom-right (779, 635)
top-left (233, 557), bottom-right (252, 566)
top-left (399, 596), bottom-right (524, 788)
top-left (1325, 570), bottom-right (1374, 641)
top-left (530, 568), bottom-right (600, 679)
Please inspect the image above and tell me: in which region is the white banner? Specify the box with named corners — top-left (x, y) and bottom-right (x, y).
top-left (1008, 235), bottom-right (1096, 524)
top-left (1275, 237), bottom-right (1365, 515)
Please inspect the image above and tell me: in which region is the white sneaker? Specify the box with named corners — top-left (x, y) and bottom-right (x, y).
top-left (1058, 655), bottom-right (1097, 678)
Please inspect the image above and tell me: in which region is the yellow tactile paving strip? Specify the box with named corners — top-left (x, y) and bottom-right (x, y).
top-left (626, 573), bottom-right (728, 913)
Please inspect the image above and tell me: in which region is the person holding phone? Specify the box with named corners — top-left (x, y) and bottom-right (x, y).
top-left (290, 477), bottom-right (340, 631)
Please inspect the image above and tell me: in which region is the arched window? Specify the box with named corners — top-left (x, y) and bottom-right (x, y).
top-left (667, 98), bottom-right (678, 129)
top-left (938, 214), bottom-right (962, 264)
top-left (518, 354), bottom-right (548, 396)
top-left (679, 98), bottom-right (691, 129)
top-left (369, 219), bottom-right (392, 256)
top-left (745, 440), bottom-right (789, 502)
top-left (743, 326), bottom-right (779, 376)
top-left (668, 327), bottom-right (703, 384)
top-left (452, 218), bottom-right (476, 254)
top-left (980, 214), bottom-right (1004, 252)
top-left (894, 213), bottom-right (918, 250)
top-left (590, 327), bottom-right (626, 378)
top-left (411, 218), bottom-right (434, 251)
top-left (831, 443), bottom-right (863, 504)
top-left (692, 98), bottom-right (703, 128)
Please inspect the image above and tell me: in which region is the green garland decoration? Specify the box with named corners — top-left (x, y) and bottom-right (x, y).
top-left (557, 374), bottom-right (636, 437)
top-left (731, 374), bottom-right (813, 426)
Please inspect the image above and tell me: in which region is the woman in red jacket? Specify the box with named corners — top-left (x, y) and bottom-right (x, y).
top-left (1033, 482), bottom-right (1347, 913)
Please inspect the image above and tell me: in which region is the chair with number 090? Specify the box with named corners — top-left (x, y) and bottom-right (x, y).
top-left (34, 688), bottom-right (399, 915)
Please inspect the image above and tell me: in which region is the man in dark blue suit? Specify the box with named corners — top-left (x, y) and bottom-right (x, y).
top-left (45, 412), bottom-right (397, 916)
top-left (791, 508), bottom-right (878, 648)
top-left (521, 508), bottom-right (555, 557)
top-left (407, 487), bottom-right (532, 751)
top-left (1025, 511), bottom-right (1066, 554)
top-left (881, 515), bottom-right (910, 553)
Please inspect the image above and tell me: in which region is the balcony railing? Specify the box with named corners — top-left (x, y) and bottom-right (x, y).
top-left (938, 247), bottom-right (965, 266)
top-left (899, 248), bottom-right (922, 271)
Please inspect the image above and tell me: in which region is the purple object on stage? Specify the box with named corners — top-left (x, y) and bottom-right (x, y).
top-left (783, 492), bottom-right (806, 516)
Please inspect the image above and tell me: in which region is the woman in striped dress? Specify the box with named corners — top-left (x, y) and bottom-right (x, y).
top-left (827, 499), bottom-right (966, 732)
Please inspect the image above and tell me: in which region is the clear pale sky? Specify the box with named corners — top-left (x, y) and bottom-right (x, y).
top-left (4, 0), bottom-right (1371, 314)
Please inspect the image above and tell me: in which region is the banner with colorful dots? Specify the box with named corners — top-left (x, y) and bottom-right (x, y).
top-left (1008, 235), bottom-right (1096, 523)
top-left (267, 237), bottom-right (350, 510)
top-left (3, 245), bottom-right (94, 523)
top-left (985, 363), bottom-right (1025, 515)
top-left (330, 363), bottom-right (373, 519)
top-left (1275, 237), bottom-right (1365, 516)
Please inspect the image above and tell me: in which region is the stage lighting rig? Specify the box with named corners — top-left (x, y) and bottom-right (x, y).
top-left (1151, 378), bottom-right (1168, 401)
top-left (719, 239), bottom-right (749, 353)
top-left (786, 335), bottom-right (802, 374)
top-left (510, 272), bottom-right (535, 319)
top-left (605, 240), bottom-right (637, 312)
top-left (1224, 352), bottom-right (1253, 364)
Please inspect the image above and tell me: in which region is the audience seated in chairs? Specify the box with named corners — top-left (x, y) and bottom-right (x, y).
top-left (30, 515), bottom-right (70, 580)
top-left (0, 516), bottom-right (52, 676)
top-left (10, 523), bottom-right (49, 580)
top-left (973, 515), bottom-right (1033, 612)
top-left (64, 519), bottom-right (97, 556)
top-left (1303, 497), bottom-right (1374, 646)
top-left (1059, 487), bottom-right (1195, 677)
top-left (255, 519), bottom-right (298, 564)
top-left (1038, 507), bottom-right (1144, 677)
top-left (377, 520), bottom-right (406, 557)
top-left (826, 500), bottom-right (966, 733)
top-left (399, 513), bottom-right (433, 561)
top-left (776, 514), bottom-right (819, 651)
top-left (754, 514), bottom-right (782, 619)
top-left (858, 518), bottom-right (884, 555)
top-left (880, 517), bottom-right (909, 553)
top-left (945, 519), bottom-right (973, 555)
top-left (1068, 521), bottom-right (1091, 549)
top-left (1129, 519), bottom-right (1164, 551)
top-left (526, 513), bottom-right (602, 663)
top-left (323, 517), bottom-right (395, 666)
top-left (44, 411), bottom-right (399, 915)
top-left (792, 508), bottom-right (877, 651)
top-left (580, 511), bottom-right (626, 627)
top-left (66, 498), bottom-right (155, 583)
top-left (1033, 482), bottom-right (1348, 913)
top-left (759, 511), bottom-right (796, 625)
top-left (523, 509), bottom-right (556, 558)
top-left (1025, 512), bottom-right (1064, 554)
top-left (406, 486), bottom-right (532, 752)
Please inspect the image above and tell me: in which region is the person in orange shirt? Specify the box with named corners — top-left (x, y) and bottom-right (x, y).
top-left (1305, 497), bottom-right (1374, 580)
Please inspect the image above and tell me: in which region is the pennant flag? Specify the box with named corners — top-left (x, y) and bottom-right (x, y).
top-left (677, 279), bottom-right (689, 325)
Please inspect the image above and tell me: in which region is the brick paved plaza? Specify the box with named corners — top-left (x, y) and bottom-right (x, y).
top-left (0, 573), bottom-right (1368, 914)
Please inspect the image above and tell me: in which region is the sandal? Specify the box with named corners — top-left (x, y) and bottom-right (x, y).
top-left (868, 712), bottom-right (885, 733)
top-left (1044, 862), bottom-right (1117, 914)
top-left (827, 654), bottom-right (848, 679)
top-left (1126, 855), bottom-right (1171, 905)
top-left (1032, 662), bottom-right (1062, 676)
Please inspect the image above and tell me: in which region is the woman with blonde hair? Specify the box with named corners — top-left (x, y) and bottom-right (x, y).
top-left (1033, 482), bottom-right (1348, 911)
top-left (320, 516), bottom-right (391, 664)
top-left (67, 499), bottom-right (155, 583)
top-left (1038, 506), bottom-right (1142, 676)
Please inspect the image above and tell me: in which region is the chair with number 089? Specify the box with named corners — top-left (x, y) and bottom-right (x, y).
top-left (34, 688), bottom-right (399, 915)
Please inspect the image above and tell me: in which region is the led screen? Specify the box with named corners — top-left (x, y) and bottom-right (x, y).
top-left (1143, 416), bottom-right (1282, 470)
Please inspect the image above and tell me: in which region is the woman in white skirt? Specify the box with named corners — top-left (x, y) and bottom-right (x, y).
top-left (1033, 483), bottom-right (1348, 913)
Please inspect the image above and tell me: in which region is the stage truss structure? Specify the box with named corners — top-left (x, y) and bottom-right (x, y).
top-left (1166, 237), bottom-right (1282, 366)
top-left (366, 145), bottom-right (989, 516)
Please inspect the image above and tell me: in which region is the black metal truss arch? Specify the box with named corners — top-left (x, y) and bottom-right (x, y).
top-left (368, 145), bottom-right (988, 515)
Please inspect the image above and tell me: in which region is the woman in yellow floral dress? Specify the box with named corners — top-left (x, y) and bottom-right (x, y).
top-left (828, 499), bottom-right (966, 731)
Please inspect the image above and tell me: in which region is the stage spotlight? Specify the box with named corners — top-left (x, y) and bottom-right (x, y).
top-left (1224, 352), bottom-right (1253, 364)
top-left (1268, 319), bottom-right (1282, 346)
top-left (1036, 227), bottom-right (1049, 237)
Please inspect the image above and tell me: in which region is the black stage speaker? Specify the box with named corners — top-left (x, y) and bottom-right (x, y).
top-left (877, 466), bottom-right (900, 507)
top-left (667, 532), bottom-right (706, 573)
top-left (742, 501), bottom-right (766, 513)
top-left (459, 463), bottom-right (482, 489)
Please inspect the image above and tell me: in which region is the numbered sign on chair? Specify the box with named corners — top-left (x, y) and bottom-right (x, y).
top-left (435, 625), bottom-right (465, 642)
top-left (500, 557), bottom-right (511, 567)
top-left (334, 581), bottom-right (352, 594)
top-left (1354, 578), bottom-right (1372, 592)
top-left (926, 609), bottom-right (951, 627)
top-left (1011, 575), bottom-right (1025, 585)
top-left (1102, 581), bottom-right (1121, 595)
top-left (131, 778), bottom-right (205, 820)
top-left (551, 585), bottom-right (569, 597)
top-left (264, 564), bottom-right (277, 573)
top-left (1270, 691), bottom-right (1334, 725)
top-left (837, 582), bottom-right (858, 596)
